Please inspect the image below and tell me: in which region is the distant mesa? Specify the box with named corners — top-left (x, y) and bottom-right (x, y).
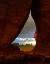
top-left (13, 43), bottom-right (34, 52)
top-left (13, 43), bottom-right (33, 46)
top-left (13, 38), bottom-right (36, 46)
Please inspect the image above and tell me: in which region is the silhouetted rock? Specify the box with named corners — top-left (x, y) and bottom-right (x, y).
top-left (31, 0), bottom-right (50, 56)
top-left (0, 0), bottom-right (33, 62)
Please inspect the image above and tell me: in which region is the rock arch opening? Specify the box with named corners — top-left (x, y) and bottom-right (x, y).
top-left (12, 11), bottom-right (36, 52)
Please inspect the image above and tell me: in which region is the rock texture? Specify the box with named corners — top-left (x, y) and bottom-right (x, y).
top-left (0, 0), bottom-right (33, 62)
top-left (0, 0), bottom-right (33, 50)
top-left (31, 0), bottom-right (50, 56)
top-left (0, 0), bottom-right (50, 63)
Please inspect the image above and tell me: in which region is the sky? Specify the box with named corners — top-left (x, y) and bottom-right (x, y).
top-left (18, 11), bottom-right (36, 38)
top-left (13, 11), bottom-right (36, 43)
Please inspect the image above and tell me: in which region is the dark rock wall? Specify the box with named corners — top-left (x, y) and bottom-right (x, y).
top-left (31, 0), bottom-right (50, 56)
top-left (0, 0), bottom-right (33, 48)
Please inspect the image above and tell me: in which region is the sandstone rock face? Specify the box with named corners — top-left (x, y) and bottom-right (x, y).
top-left (0, 0), bottom-right (34, 62)
top-left (31, 0), bottom-right (50, 56)
top-left (0, 0), bottom-right (33, 49)
top-left (0, 0), bottom-right (50, 63)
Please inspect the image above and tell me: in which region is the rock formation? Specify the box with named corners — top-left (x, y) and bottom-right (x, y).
top-left (34, 30), bottom-right (37, 40)
top-left (0, 0), bottom-right (33, 51)
top-left (0, 0), bottom-right (50, 63)
top-left (31, 0), bottom-right (50, 56)
top-left (0, 0), bottom-right (33, 62)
